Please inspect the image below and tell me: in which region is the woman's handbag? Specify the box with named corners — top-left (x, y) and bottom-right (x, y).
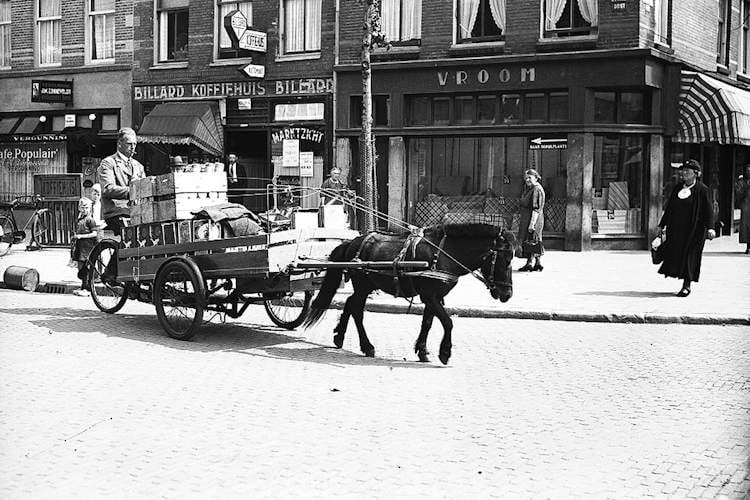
top-left (650, 234), bottom-right (665, 265)
top-left (522, 238), bottom-right (543, 255)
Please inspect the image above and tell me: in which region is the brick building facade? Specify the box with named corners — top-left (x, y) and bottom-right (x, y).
top-left (336, 0), bottom-right (750, 250)
top-left (0, 0), bottom-right (135, 200)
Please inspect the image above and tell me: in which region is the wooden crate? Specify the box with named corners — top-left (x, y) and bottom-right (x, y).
top-left (594, 209), bottom-right (627, 233)
top-left (152, 171), bottom-right (227, 196)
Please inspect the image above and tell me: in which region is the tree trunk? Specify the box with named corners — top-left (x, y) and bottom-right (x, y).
top-left (360, 0), bottom-right (376, 232)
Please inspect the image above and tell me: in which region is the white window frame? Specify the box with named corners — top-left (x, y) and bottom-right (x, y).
top-left (541, 0), bottom-right (597, 39)
top-left (380, 0), bottom-right (422, 43)
top-left (37, 0), bottom-right (62, 67)
top-left (653, 0), bottom-right (670, 46)
top-left (716, 0), bottom-right (729, 66)
top-left (741, 0), bottom-right (750, 74)
top-left (279, 0), bottom-right (322, 59)
top-left (455, 0), bottom-right (505, 44)
top-left (0, 0), bottom-right (11, 69)
top-left (86, 0), bottom-right (116, 65)
top-left (214, 0), bottom-right (253, 63)
top-left (154, 0), bottom-right (190, 65)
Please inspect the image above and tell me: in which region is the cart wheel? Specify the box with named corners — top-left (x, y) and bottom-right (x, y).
top-left (264, 290), bottom-right (312, 330)
top-left (154, 258), bottom-right (205, 341)
top-left (28, 209), bottom-right (53, 249)
top-left (88, 240), bottom-right (128, 314)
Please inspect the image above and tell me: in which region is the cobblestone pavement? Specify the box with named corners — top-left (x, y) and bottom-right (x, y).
top-left (0, 290), bottom-right (748, 499)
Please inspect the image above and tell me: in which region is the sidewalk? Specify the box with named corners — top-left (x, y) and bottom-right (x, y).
top-left (1, 234), bottom-right (748, 325)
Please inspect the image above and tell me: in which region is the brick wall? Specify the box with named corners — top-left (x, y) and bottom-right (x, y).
top-left (132, 0), bottom-right (336, 85)
top-left (670, 0), bottom-right (720, 70)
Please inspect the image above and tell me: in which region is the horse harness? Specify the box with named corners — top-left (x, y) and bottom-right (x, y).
top-left (352, 231), bottom-right (457, 297)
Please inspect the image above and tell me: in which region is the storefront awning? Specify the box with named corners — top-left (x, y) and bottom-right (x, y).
top-left (0, 117), bottom-right (19, 134)
top-left (137, 102), bottom-right (223, 157)
top-left (675, 71), bottom-right (750, 146)
top-left (14, 116), bottom-right (41, 134)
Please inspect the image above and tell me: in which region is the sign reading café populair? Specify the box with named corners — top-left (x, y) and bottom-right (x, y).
top-left (133, 79), bottom-right (334, 101)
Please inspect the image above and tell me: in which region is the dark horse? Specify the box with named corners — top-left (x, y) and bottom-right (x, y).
top-left (302, 223), bottom-right (516, 364)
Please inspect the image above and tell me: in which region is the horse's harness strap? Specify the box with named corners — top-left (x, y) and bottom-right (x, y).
top-left (401, 270), bottom-right (458, 284)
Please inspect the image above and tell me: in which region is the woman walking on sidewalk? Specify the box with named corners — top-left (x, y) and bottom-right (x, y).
top-left (657, 160), bottom-right (716, 297)
top-left (735, 163), bottom-right (750, 254)
top-left (517, 169), bottom-right (546, 272)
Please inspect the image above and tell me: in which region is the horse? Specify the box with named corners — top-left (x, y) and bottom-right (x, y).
top-left (302, 223), bottom-right (516, 365)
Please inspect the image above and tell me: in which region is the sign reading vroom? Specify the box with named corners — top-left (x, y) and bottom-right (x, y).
top-left (437, 67), bottom-right (536, 87)
top-left (133, 79), bottom-right (334, 101)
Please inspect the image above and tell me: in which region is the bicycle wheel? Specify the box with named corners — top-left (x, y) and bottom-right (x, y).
top-left (154, 258), bottom-right (205, 341)
top-left (263, 290), bottom-right (312, 330)
top-left (0, 215), bottom-right (15, 257)
top-left (88, 240), bottom-right (128, 314)
top-left (29, 209), bottom-right (53, 250)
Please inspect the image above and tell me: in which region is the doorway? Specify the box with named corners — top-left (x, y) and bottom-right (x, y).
top-left (226, 130), bottom-right (269, 213)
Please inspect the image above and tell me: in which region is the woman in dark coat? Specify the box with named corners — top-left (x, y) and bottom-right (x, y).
top-left (517, 169), bottom-right (546, 272)
top-left (735, 163), bottom-right (750, 254)
top-left (658, 160), bottom-right (716, 296)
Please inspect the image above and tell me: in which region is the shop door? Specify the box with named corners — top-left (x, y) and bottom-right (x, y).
top-left (226, 131), bottom-right (269, 213)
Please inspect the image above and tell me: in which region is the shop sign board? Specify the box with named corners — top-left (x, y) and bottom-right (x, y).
top-left (224, 10), bottom-right (248, 47)
top-left (299, 152), bottom-right (314, 177)
top-left (64, 114), bottom-right (76, 128)
top-left (529, 137), bottom-right (567, 150)
top-left (31, 80), bottom-right (73, 103)
top-left (239, 29), bottom-right (267, 53)
top-left (0, 140), bottom-right (66, 173)
top-left (240, 63), bottom-right (265, 79)
top-left (133, 79), bottom-right (334, 101)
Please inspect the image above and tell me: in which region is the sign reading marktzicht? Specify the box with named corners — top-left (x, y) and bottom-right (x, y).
top-left (31, 80), bottom-right (73, 103)
top-left (133, 79), bottom-right (334, 101)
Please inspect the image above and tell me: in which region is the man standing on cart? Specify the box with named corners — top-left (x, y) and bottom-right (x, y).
top-left (97, 127), bottom-right (146, 236)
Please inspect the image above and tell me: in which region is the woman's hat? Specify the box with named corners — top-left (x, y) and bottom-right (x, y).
top-left (680, 159), bottom-right (702, 173)
top-left (170, 155), bottom-right (187, 167)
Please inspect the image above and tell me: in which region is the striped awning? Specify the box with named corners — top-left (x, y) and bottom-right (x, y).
top-left (137, 101), bottom-right (223, 156)
top-left (675, 71), bottom-right (750, 146)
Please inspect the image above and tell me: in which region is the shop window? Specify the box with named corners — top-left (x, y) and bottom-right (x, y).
top-left (216, 1), bottom-right (253, 60)
top-left (477, 95), bottom-right (496, 124)
top-left (0, 0), bottom-right (10, 68)
top-left (102, 114), bottom-right (119, 131)
top-left (350, 95), bottom-right (389, 127)
top-left (380, 0), bottom-right (422, 43)
top-left (282, 0), bottom-right (321, 54)
top-left (653, 0), bottom-right (670, 45)
top-left (454, 96), bottom-right (475, 125)
top-left (500, 94), bottom-right (521, 123)
top-left (717, 0), bottom-right (729, 66)
top-left (433, 97), bottom-right (450, 126)
top-left (157, 0), bottom-right (189, 62)
top-left (408, 135), bottom-right (567, 234)
top-left (87, 0), bottom-right (115, 63)
top-left (592, 135), bottom-right (646, 234)
top-left (549, 92), bottom-right (569, 122)
top-left (406, 96), bottom-right (430, 126)
top-left (543, 0), bottom-right (596, 38)
top-left (37, 0), bottom-right (61, 66)
top-left (456, 0), bottom-right (504, 43)
top-left (524, 93), bottom-right (546, 122)
top-left (741, 0), bottom-right (750, 74)
top-left (275, 102), bottom-right (325, 121)
top-left (594, 91), bottom-right (649, 124)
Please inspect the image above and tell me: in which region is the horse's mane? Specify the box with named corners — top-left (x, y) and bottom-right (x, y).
top-left (437, 223), bottom-right (501, 239)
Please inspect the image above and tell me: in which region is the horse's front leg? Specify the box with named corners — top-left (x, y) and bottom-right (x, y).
top-left (349, 290), bottom-right (375, 357)
top-left (332, 295), bottom-right (354, 348)
top-left (422, 295), bottom-right (453, 365)
top-left (414, 304), bottom-right (435, 363)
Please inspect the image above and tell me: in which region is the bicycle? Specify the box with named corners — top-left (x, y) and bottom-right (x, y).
top-left (0, 195), bottom-right (54, 256)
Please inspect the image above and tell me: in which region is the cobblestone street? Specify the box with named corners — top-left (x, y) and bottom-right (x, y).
top-left (0, 290), bottom-right (748, 498)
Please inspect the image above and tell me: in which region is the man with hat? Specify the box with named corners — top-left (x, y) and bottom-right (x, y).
top-left (657, 159), bottom-right (716, 297)
top-left (170, 155), bottom-right (187, 171)
top-left (97, 127), bottom-right (146, 236)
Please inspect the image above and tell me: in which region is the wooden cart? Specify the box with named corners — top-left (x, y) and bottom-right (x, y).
top-left (86, 226), bottom-right (360, 340)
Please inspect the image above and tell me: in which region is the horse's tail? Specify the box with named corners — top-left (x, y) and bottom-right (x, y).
top-left (302, 241), bottom-right (350, 329)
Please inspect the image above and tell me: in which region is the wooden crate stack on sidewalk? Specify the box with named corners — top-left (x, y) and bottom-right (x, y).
top-left (125, 171), bottom-right (227, 249)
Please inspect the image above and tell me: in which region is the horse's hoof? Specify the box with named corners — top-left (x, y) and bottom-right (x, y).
top-left (417, 351), bottom-right (430, 363)
top-left (362, 347), bottom-right (375, 358)
top-left (332, 334), bottom-right (344, 349)
top-left (438, 352), bottom-right (450, 365)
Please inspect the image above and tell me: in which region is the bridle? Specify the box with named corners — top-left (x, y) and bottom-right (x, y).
top-left (479, 239), bottom-right (513, 292)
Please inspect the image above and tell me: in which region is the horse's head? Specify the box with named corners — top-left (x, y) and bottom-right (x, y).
top-left (480, 229), bottom-right (516, 302)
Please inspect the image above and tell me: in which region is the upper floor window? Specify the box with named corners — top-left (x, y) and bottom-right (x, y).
top-left (717, 0), bottom-right (729, 65)
top-left (593, 90), bottom-right (650, 124)
top-left (543, 0), bottom-right (596, 38)
top-left (37, 0), bottom-right (61, 65)
top-left (381, 0), bottom-right (421, 43)
top-left (282, 0), bottom-right (321, 54)
top-left (742, 0), bottom-right (750, 74)
top-left (0, 0), bottom-right (10, 68)
top-left (457, 0), bottom-right (505, 43)
top-left (157, 0), bottom-right (189, 62)
top-left (216, 1), bottom-right (253, 59)
top-left (653, 0), bottom-right (670, 45)
top-left (87, 0), bottom-right (115, 63)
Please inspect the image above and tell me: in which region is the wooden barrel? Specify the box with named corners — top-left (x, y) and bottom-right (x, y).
top-left (3, 266), bottom-right (40, 292)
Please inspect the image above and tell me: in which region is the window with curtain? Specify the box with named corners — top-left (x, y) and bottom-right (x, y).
top-left (457, 0), bottom-right (504, 43)
top-left (653, 0), bottom-right (669, 45)
top-left (217, 1), bottom-right (253, 59)
top-left (0, 0), bottom-right (10, 68)
top-left (717, 0), bottom-right (729, 65)
top-left (543, 0), bottom-right (596, 37)
top-left (283, 0), bottom-right (321, 54)
top-left (742, 0), bottom-right (750, 74)
top-left (88, 0), bottom-right (115, 62)
top-left (38, 0), bottom-right (61, 65)
top-left (157, 0), bottom-right (189, 62)
top-left (380, 0), bottom-right (422, 43)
